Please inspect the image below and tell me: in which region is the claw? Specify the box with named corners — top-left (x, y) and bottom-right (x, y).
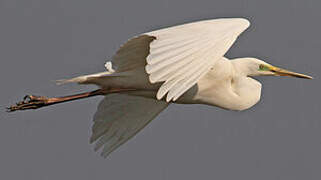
top-left (6, 95), bottom-right (49, 112)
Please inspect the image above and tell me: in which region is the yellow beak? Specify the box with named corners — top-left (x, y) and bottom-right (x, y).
top-left (270, 66), bottom-right (313, 79)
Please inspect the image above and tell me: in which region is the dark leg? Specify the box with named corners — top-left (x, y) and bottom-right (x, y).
top-left (6, 88), bottom-right (133, 112)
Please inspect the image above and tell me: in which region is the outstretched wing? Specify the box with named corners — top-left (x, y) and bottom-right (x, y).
top-left (110, 18), bottom-right (250, 101)
top-left (90, 93), bottom-right (168, 158)
top-left (144, 18), bottom-right (250, 102)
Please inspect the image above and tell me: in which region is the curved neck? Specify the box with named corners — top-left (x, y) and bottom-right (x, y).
top-left (231, 58), bottom-right (261, 77)
top-left (231, 58), bottom-right (251, 76)
top-left (229, 76), bottom-right (262, 110)
top-left (229, 59), bottom-right (263, 110)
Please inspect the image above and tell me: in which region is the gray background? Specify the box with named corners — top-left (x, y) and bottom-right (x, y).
top-left (0, 0), bottom-right (320, 179)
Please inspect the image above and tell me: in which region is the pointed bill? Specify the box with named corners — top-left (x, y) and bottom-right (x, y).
top-left (270, 66), bottom-right (313, 79)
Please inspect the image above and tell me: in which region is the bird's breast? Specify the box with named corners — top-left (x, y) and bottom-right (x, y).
top-left (189, 74), bottom-right (262, 111)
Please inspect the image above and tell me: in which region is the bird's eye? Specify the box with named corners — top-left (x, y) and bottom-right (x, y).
top-left (259, 64), bottom-right (265, 71)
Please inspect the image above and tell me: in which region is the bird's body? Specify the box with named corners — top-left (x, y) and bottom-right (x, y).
top-left (9, 18), bottom-right (312, 157)
top-left (83, 56), bottom-right (262, 111)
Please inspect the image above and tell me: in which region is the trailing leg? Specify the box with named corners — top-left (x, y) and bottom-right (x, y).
top-left (6, 88), bottom-right (134, 112)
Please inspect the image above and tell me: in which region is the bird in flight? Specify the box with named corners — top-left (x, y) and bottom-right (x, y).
top-left (8, 18), bottom-right (312, 158)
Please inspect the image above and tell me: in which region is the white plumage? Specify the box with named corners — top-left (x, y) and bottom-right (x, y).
top-left (145, 18), bottom-right (249, 101)
top-left (91, 93), bottom-right (168, 157)
top-left (51, 18), bottom-right (312, 157)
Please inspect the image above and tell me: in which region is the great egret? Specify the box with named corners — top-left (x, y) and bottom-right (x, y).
top-left (8, 18), bottom-right (312, 157)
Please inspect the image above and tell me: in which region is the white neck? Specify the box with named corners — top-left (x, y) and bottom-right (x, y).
top-left (231, 58), bottom-right (253, 77)
top-left (192, 58), bottom-right (263, 111)
top-left (229, 58), bottom-right (263, 110)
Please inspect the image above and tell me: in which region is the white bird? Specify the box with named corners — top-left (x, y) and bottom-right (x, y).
top-left (8, 18), bottom-right (312, 158)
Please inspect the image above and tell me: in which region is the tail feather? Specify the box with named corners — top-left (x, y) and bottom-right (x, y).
top-left (55, 61), bottom-right (128, 85)
top-left (55, 76), bottom-right (87, 85)
top-left (55, 72), bottom-right (110, 85)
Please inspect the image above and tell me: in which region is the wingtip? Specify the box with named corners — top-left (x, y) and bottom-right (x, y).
top-left (235, 18), bottom-right (251, 30)
top-left (240, 18), bottom-right (250, 26)
top-left (165, 95), bottom-right (172, 103)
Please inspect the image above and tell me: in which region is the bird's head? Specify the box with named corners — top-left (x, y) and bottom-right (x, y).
top-left (235, 57), bottom-right (313, 79)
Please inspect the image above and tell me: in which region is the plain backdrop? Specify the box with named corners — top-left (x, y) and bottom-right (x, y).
top-left (1, 0), bottom-right (320, 180)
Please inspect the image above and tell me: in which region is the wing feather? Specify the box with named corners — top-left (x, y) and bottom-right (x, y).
top-left (145, 18), bottom-right (250, 101)
top-left (153, 35), bottom-right (221, 80)
top-left (171, 35), bottom-right (238, 101)
top-left (108, 18), bottom-right (250, 102)
top-left (91, 93), bottom-right (168, 158)
top-left (112, 35), bottom-right (155, 72)
top-left (145, 35), bottom-right (213, 75)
